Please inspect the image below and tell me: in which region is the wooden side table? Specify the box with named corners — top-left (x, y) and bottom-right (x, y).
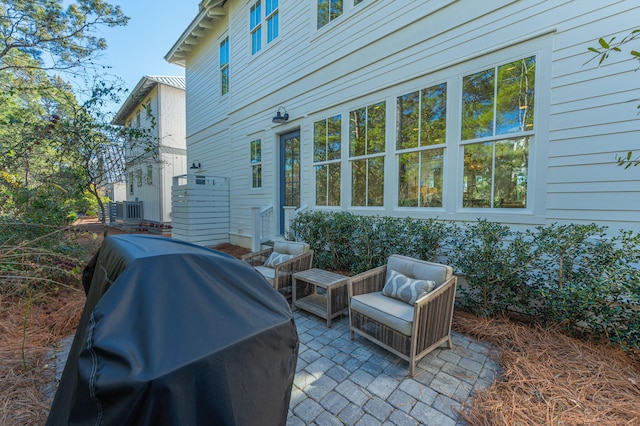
top-left (292, 268), bottom-right (349, 328)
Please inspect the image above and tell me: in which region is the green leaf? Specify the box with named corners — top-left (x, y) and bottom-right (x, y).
top-left (598, 38), bottom-right (610, 49)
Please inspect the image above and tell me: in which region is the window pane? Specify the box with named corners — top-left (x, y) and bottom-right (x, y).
top-left (330, 0), bottom-right (343, 21)
top-left (250, 2), bottom-right (261, 29)
top-left (367, 102), bottom-right (385, 154)
top-left (368, 157), bottom-right (384, 206)
top-left (462, 68), bottom-right (495, 140)
top-left (313, 120), bottom-right (327, 162)
top-left (327, 115), bottom-right (341, 160)
top-left (420, 148), bottom-right (444, 207)
top-left (463, 142), bottom-right (492, 208)
top-left (349, 107), bottom-right (366, 157)
top-left (496, 57), bottom-right (535, 134)
top-left (250, 139), bottom-right (261, 163)
top-left (317, 0), bottom-right (329, 28)
top-left (328, 162), bottom-right (341, 206)
top-left (398, 151), bottom-right (419, 207)
top-left (221, 67), bottom-right (229, 95)
top-left (252, 164), bottom-right (262, 188)
top-left (267, 12), bottom-right (278, 42)
top-left (397, 91), bottom-right (419, 150)
top-left (251, 28), bottom-right (262, 54)
top-left (265, 0), bottom-right (277, 15)
top-left (494, 138), bottom-right (528, 208)
top-left (421, 83), bottom-right (446, 146)
top-left (352, 159), bottom-right (366, 206)
top-left (147, 165), bottom-right (152, 185)
top-left (315, 164), bottom-right (327, 205)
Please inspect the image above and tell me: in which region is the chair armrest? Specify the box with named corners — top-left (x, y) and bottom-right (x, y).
top-left (241, 247), bottom-right (273, 267)
top-left (349, 265), bottom-right (387, 298)
top-left (413, 275), bottom-right (458, 351)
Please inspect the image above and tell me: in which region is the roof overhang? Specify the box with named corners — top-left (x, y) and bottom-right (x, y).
top-left (112, 76), bottom-right (186, 125)
top-left (165, 0), bottom-right (227, 67)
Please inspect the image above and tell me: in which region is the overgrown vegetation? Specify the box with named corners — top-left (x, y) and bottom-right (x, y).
top-left (291, 211), bottom-right (640, 350)
top-left (0, 219), bottom-right (94, 300)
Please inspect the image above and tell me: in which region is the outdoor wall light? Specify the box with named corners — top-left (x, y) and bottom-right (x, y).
top-left (272, 106), bottom-right (289, 123)
top-left (190, 161), bottom-right (202, 170)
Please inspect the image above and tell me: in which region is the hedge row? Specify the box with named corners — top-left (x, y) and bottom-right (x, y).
top-left (290, 211), bottom-right (640, 350)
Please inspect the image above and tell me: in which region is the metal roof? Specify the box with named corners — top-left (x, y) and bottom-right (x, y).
top-left (112, 76), bottom-right (186, 125)
top-left (165, 0), bottom-right (227, 67)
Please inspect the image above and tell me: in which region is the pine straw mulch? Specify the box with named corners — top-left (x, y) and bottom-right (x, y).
top-left (454, 311), bottom-right (640, 425)
top-left (0, 289), bottom-right (84, 425)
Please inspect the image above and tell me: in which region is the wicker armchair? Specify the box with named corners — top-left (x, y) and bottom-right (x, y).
top-left (348, 254), bottom-right (457, 376)
top-left (242, 241), bottom-right (313, 302)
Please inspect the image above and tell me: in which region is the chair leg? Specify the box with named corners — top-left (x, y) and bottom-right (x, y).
top-left (349, 329), bottom-right (354, 340)
top-left (447, 335), bottom-right (453, 349)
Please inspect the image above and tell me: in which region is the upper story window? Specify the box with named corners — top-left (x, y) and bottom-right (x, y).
top-left (350, 101), bottom-right (386, 207)
top-left (220, 36), bottom-right (229, 95)
top-left (250, 139), bottom-right (262, 188)
top-left (317, 0), bottom-right (367, 29)
top-left (250, 0), bottom-right (279, 55)
top-left (397, 83), bottom-right (447, 208)
top-left (313, 115), bottom-right (342, 206)
top-left (146, 165), bottom-right (153, 185)
top-left (265, 0), bottom-right (279, 43)
top-left (461, 56), bottom-right (535, 209)
top-left (250, 2), bottom-right (262, 55)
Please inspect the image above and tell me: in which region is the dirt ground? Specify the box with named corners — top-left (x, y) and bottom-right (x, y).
top-left (1, 218), bottom-right (638, 425)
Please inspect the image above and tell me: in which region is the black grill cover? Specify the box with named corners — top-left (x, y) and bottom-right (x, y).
top-left (47, 235), bottom-right (298, 426)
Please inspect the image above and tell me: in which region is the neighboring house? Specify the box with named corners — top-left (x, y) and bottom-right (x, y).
top-left (112, 76), bottom-right (187, 225)
top-left (165, 0), bottom-right (640, 249)
top-left (104, 182), bottom-right (126, 203)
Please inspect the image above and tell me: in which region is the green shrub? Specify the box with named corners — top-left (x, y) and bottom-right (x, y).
top-left (291, 211), bottom-right (640, 350)
top-left (448, 219), bottom-right (534, 316)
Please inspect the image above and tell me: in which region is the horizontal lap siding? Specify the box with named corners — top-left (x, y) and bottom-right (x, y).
top-left (547, 1), bottom-right (640, 231)
top-left (181, 0), bottom-right (640, 243)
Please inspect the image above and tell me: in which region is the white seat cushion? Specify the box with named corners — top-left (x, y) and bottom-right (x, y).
top-left (351, 292), bottom-right (414, 336)
top-left (254, 265), bottom-right (275, 285)
top-left (273, 241), bottom-right (309, 256)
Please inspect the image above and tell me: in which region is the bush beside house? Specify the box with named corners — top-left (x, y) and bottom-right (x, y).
top-left (291, 211), bottom-right (640, 350)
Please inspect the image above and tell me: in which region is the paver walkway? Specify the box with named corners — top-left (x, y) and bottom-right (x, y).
top-left (48, 310), bottom-right (500, 425)
top-left (288, 311), bottom-right (500, 426)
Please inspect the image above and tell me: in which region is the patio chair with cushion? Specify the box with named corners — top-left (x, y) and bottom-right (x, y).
top-left (348, 254), bottom-right (457, 376)
top-left (242, 241), bottom-right (314, 302)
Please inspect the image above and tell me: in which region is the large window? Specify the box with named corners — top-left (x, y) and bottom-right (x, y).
top-left (250, 2), bottom-right (262, 55)
top-left (397, 83), bottom-right (446, 207)
top-left (220, 36), bottom-right (229, 95)
top-left (314, 115), bottom-right (341, 206)
top-left (350, 101), bottom-right (385, 207)
top-left (250, 139), bottom-right (262, 188)
top-left (251, 0), bottom-right (278, 55)
top-left (461, 56), bottom-right (535, 208)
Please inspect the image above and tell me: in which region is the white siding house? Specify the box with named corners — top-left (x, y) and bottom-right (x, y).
top-left (113, 76), bottom-right (187, 225)
top-left (166, 0), bottom-right (640, 249)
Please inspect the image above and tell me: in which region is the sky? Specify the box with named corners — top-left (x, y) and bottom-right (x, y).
top-left (94, 1), bottom-right (200, 113)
